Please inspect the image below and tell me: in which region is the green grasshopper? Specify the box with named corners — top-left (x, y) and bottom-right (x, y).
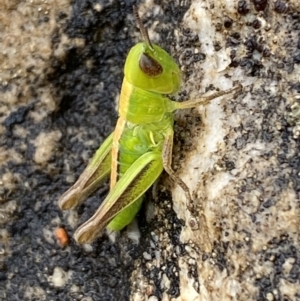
top-left (58, 7), bottom-right (241, 244)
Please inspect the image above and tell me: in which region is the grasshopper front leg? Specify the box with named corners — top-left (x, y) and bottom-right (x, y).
top-left (174, 84), bottom-right (242, 110)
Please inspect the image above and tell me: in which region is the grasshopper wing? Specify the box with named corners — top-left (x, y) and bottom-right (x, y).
top-left (74, 151), bottom-right (163, 244)
top-left (58, 132), bottom-right (114, 210)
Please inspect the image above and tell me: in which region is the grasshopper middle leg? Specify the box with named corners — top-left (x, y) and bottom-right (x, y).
top-left (162, 130), bottom-right (193, 210)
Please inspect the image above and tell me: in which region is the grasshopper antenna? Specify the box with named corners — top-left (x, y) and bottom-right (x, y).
top-left (133, 5), bottom-right (154, 51)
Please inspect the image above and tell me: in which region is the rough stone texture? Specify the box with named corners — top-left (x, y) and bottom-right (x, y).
top-left (132, 1), bottom-right (300, 300)
top-left (1, 0), bottom-right (299, 301)
top-left (1, 1), bottom-right (138, 300)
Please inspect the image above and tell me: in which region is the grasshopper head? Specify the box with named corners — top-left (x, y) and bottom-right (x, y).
top-left (124, 42), bottom-right (181, 94)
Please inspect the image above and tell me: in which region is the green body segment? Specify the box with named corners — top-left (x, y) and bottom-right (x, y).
top-left (107, 100), bottom-right (174, 230)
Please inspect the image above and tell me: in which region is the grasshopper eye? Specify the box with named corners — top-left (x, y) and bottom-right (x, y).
top-left (139, 53), bottom-right (163, 76)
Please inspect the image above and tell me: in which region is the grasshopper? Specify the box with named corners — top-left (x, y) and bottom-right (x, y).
top-left (58, 7), bottom-right (241, 244)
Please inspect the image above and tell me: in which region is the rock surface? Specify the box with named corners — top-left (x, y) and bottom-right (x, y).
top-left (1, 0), bottom-right (299, 301)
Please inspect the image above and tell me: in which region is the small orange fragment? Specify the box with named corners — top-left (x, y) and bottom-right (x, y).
top-left (55, 227), bottom-right (69, 247)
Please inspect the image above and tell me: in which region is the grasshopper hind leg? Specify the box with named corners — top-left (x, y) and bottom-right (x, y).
top-left (107, 196), bottom-right (144, 231)
top-left (74, 151), bottom-right (164, 244)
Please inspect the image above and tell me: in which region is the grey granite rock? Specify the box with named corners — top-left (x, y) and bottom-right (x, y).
top-left (1, 1), bottom-right (299, 301)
